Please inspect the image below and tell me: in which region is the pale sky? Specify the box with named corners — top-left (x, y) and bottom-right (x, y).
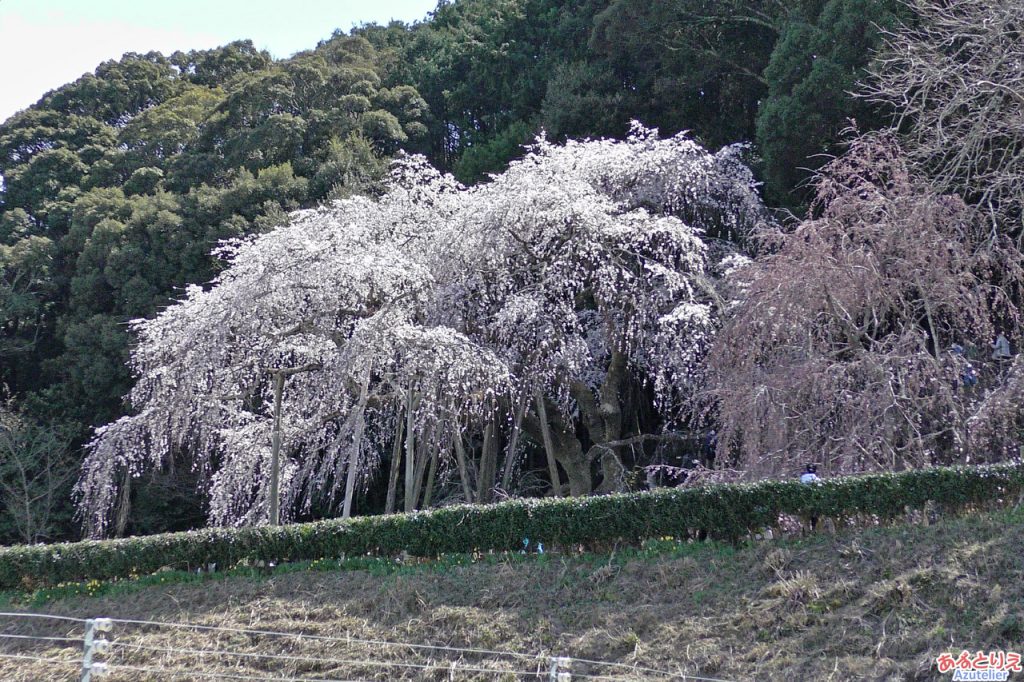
top-left (0, 0), bottom-right (439, 124)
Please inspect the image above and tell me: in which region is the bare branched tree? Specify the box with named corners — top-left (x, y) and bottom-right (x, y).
top-left (865, 0), bottom-right (1024, 236)
top-left (705, 134), bottom-right (1024, 477)
top-left (0, 396), bottom-right (74, 544)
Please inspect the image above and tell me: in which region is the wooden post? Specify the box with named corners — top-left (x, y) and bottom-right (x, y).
top-left (269, 371), bottom-right (285, 525)
top-left (403, 389), bottom-right (417, 513)
top-left (263, 362), bottom-right (320, 526)
top-left (342, 366), bottom-right (372, 519)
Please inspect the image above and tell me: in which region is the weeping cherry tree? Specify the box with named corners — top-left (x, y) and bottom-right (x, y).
top-left (78, 124), bottom-right (768, 535)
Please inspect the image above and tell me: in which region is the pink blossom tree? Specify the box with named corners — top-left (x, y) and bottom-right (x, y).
top-left (705, 134), bottom-right (1024, 477)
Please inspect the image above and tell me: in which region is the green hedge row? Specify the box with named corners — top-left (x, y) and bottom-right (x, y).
top-left (1, 463), bottom-right (1021, 590)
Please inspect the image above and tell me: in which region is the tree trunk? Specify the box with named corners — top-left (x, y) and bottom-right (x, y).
top-left (560, 442), bottom-right (592, 497)
top-left (598, 349), bottom-right (626, 442)
top-left (421, 447), bottom-right (439, 508)
top-left (500, 397), bottom-right (528, 491)
top-left (568, 349), bottom-right (630, 494)
top-left (476, 422), bottom-right (498, 504)
top-left (114, 470), bottom-right (131, 537)
top-left (522, 392), bottom-right (594, 496)
top-left (533, 391), bottom-right (563, 497)
top-left (452, 424), bottom-right (474, 502)
top-left (411, 430), bottom-right (431, 510)
top-left (384, 413), bottom-right (404, 514)
top-left (596, 449), bottom-right (627, 494)
top-left (341, 366), bottom-right (371, 519)
top-left (269, 372), bottom-right (285, 525)
top-left (403, 390), bottom-right (417, 513)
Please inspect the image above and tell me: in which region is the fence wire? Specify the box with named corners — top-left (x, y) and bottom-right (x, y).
top-left (0, 610), bottom-right (733, 681)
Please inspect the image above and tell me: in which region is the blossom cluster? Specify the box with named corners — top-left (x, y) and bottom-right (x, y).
top-left (77, 125), bottom-right (766, 534)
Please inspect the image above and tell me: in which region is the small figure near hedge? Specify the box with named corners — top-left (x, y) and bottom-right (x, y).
top-left (799, 464), bottom-right (820, 485)
top-left (800, 463), bottom-right (821, 531)
top-left (1, 462), bottom-right (1019, 592)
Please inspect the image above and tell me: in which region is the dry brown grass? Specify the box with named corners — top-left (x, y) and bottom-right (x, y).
top-left (1, 507), bottom-right (1022, 681)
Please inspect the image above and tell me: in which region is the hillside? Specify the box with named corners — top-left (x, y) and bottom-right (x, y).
top-left (1, 507), bottom-right (1022, 681)
top-left (0, 0), bottom-right (912, 543)
top-left (1, 4), bottom-right (1023, 678)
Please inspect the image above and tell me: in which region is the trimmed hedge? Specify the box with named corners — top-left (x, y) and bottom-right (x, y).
top-left (1, 463), bottom-right (1021, 590)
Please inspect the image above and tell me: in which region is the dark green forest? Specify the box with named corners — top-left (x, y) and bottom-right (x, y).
top-left (0, 0), bottom-right (911, 542)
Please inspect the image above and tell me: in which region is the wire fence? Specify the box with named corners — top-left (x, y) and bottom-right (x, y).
top-left (0, 611), bottom-right (737, 681)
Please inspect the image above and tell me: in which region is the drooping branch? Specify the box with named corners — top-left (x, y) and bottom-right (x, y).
top-left (586, 432), bottom-right (695, 462)
top-left (706, 134), bottom-right (1024, 476)
top-left (78, 126), bottom-right (766, 534)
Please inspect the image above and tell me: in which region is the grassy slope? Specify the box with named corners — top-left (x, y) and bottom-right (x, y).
top-left (1, 508), bottom-right (1022, 681)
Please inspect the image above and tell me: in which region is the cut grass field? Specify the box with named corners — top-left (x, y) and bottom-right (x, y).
top-left (1, 507), bottom-right (1021, 681)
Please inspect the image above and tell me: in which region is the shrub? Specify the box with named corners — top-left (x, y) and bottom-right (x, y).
top-left (1, 463), bottom-right (1020, 590)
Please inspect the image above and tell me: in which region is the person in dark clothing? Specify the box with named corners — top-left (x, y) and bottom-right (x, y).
top-left (800, 464), bottom-right (820, 531)
top-left (992, 328), bottom-right (1012, 360)
top-left (702, 429), bottom-right (717, 467)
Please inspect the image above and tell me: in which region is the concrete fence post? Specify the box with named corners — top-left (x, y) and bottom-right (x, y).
top-left (549, 656), bottom-right (571, 681)
top-left (79, 617), bottom-right (111, 682)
